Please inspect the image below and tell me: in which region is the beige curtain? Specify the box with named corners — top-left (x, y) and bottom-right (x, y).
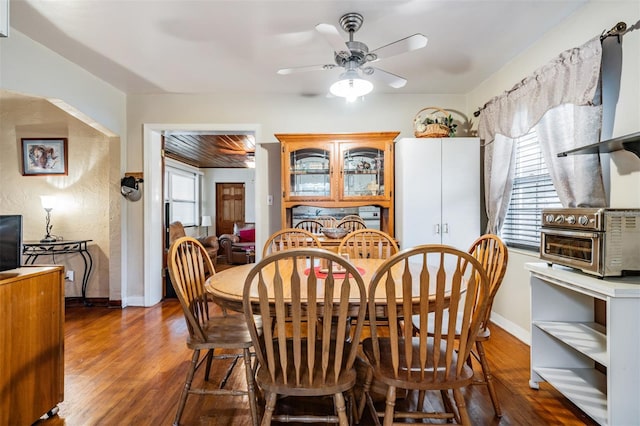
top-left (537, 104), bottom-right (606, 208)
top-left (478, 36), bottom-right (605, 233)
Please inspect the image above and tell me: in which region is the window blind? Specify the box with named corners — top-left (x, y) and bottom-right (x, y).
top-left (165, 166), bottom-right (199, 226)
top-left (500, 130), bottom-right (561, 249)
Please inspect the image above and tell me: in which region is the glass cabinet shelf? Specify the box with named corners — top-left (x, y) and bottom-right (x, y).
top-left (287, 147), bottom-right (332, 198)
top-left (342, 146), bottom-right (385, 197)
top-left (290, 169), bottom-right (330, 174)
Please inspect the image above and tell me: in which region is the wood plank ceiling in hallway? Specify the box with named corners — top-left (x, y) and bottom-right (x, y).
top-left (163, 132), bottom-right (256, 168)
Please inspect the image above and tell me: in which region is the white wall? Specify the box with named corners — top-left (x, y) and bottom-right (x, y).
top-left (0, 30), bottom-right (126, 137)
top-left (265, 142), bottom-right (284, 234)
top-left (468, 1), bottom-right (640, 341)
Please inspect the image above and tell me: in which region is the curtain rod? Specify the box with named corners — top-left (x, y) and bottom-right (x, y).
top-left (473, 21), bottom-right (627, 118)
top-left (600, 21), bottom-right (627, 41)
top-left (600, 22), bottom-right (627, 41)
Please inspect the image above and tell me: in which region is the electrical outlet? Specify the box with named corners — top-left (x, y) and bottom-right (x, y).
top-left (65, 270), bottom-right (74, 282)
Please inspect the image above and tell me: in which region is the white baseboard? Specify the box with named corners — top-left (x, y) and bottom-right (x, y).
top-left (490, 311), bottom-right (531, 346)
top-left (123, 296), bottom-right (145, 307)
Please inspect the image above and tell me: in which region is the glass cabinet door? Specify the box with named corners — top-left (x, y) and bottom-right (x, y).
top-left (340, 143), bottom-right (386, 199)
top-left (286, 145), bottom-right (333, 199)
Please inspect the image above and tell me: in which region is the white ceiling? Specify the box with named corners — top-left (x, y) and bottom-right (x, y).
top-left (10, 0), bottom-right (589, 97)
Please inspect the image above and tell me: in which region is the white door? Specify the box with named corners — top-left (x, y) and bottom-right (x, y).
top-left (395, 137), bottom-right (479, 251)
top-left (395, 138), bottom-right (442, 249)
top-left (441, 138), bottom-right (480, 249)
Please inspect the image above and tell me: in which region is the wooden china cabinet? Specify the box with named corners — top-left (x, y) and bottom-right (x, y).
top-left (276, 132), bottom-right (398, 236)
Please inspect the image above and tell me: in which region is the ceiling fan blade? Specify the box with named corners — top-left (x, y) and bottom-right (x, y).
top-left (370, 67), bottom-right (407, 89)
top-left (369, 34), bottom-right (428, 61)
top-left (315, 23), bottom-right (351, 58)
top-left (277, 64), bottom-right (336, 75)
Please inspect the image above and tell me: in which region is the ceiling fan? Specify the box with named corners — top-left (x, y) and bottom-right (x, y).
top-left (277, 12), bottom-right (428, 99)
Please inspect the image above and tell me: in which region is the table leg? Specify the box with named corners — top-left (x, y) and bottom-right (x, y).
top-left (78, 248), bottom-right (94, 306)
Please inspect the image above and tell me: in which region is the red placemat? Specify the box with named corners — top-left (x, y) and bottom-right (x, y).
top-left (304, 266), bottom-right (366, 279)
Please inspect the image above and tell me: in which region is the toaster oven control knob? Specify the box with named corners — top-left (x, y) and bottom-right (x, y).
top-left (566, 215), bottom-right (576, 224)
top-left (545, 214), bottom-right (555, 223)
top-left (578, 215), bottom-right (589, 226)
top-left (554, 215), bottom-right (564, 224)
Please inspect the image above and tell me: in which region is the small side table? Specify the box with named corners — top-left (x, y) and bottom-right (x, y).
top-left (23, 240), bottom-right (94, 306)
top-left (230, 242), bottom-right (256, 264)
top-left (245, 247), bottom-right (255, 264)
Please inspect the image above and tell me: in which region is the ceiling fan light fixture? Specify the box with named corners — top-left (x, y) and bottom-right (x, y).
top-left (329, 71), bottom-right (373, 102)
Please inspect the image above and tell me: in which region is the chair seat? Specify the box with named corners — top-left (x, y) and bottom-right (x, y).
top-left (256, 338), bottom-right (358, 397)
top-left (361, 336), bottom-right (475, 391)
top-left (187, 314), bottom-right (261, 349)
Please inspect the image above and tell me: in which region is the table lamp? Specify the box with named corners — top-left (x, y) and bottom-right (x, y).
top-left (40, 195), bottom-right (57, 242)
top-left (201, 215), bottom-right (212, 235)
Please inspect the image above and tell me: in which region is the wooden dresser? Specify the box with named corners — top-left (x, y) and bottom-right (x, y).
top-left (0, 266), bottom-right (65, 424)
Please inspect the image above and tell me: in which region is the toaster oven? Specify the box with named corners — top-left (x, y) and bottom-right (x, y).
top-left (540, 208), bottom-right (640, 277)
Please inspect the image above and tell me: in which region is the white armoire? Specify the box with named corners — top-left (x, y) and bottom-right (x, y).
top-left (395, 137), bottom-right (480, 250)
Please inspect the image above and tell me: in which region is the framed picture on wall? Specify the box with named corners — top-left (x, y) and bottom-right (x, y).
top-left (21, 138), bottom-right (68, 176)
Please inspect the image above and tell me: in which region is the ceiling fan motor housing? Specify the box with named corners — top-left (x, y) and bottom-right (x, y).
top-left (339, 12), bottom-right (364, 34)
top-left (334, 41), bottom-right (369, 68)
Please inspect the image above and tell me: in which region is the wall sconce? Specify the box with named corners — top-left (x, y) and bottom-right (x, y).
top-left (40, 195), bottom-right (57, 242)
top-left (201, 216), bottom-right (212, 235)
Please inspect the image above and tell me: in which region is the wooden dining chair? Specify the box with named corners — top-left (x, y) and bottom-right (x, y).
top-left (294, 219), bottom-right (324, 234)
top-left (336, 219), bottom-right (366, 233)
top-left (167, 237), bottom-right (261, 426)
top-left (315, 215), bottom-right (338, 228)
top-left (360, 245), bottom-right (490, 425)
top-left (262, 228), bottom-right (323, 257)
top-left (412, 234), bottom-right (508, 417)
top-left (242, 248), bottom-right (367, 425)
top-left (339, 215), bottom-right (365, 224)
top-left (337, 229), bottom-right (398, 260)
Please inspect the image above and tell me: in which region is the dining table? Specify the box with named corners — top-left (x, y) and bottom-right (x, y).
top-left (206, 257), bottom-right (456, 318)
top-left (206, 253), bottom-right (465, 413)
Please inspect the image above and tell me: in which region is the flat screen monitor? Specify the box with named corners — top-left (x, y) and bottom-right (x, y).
top-left (0, 215), bottom-right (23, 272)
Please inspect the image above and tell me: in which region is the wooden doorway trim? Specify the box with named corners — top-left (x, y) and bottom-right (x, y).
top-left (216, 183), bottom-right (246, 235)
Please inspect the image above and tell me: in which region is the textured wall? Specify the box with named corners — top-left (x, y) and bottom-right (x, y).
top-left (0, 91), bottom-right (113, 299)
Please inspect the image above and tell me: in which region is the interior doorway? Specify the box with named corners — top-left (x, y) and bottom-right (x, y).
top-left (143, 123), bottom-right (264, 308)
top-left (216, 183), bottom-right (245, 235)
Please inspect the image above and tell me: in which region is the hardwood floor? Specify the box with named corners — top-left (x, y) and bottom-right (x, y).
top-left (38, 296), bottom-right (598, 425)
